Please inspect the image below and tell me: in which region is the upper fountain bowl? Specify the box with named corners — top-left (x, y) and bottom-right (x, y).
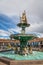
top-left (17, 23), bottom-right (30, 28)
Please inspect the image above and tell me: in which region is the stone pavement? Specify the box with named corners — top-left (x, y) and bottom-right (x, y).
top-left (0, 57), bottom-right (43, 65)
top-left (0, 62), bottom-right (7, 65)
top-left (0, 61), bottom-right (43, 65)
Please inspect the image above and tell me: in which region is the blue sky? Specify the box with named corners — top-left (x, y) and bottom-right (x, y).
top-left (0, 0), bottom-right (43, 38)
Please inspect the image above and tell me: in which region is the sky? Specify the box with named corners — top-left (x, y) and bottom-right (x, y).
top-left (0, 0), bottom-right (43, 38)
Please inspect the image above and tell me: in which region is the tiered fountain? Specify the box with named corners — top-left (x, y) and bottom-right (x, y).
top-left (12, 11), bottom-right (37, 55)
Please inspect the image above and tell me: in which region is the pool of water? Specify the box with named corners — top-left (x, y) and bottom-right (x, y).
top-left (0, 51), bottom-right (43, 60)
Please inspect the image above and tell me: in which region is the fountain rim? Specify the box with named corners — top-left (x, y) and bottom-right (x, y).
top-left (17, 23), bottom-right (30, 27)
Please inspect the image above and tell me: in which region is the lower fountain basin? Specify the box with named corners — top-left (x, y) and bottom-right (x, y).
top-left (0, 51), bottom-right (43, 60)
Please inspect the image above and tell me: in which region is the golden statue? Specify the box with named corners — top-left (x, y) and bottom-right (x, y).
top-left (21, 11), bottom-right (27, 23)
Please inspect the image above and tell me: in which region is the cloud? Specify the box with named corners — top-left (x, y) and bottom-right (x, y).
top-left (30, 0), bottom-right (43, 21)
top-left (0, 30), bottom-right (10, 36)
top-left (0, 14), bottom-right (19, 30)
top-left (0, 28), bottom-right (20, 39)
top-left (0, 0), bottom-right (43, 18)
top-left (26, 22), bottom-right (43, 33)
top-left (0, 0), bottom-right (43, 38)
top-left (8, 28), bottom-right (21, 34)
top-left (0, 0), bottom-right (30, 15)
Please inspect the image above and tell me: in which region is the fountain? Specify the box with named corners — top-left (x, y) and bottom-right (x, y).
top-left (0, 11), bottom-right (43, 65)
top-left (12, 11), bottom-right (37, 55)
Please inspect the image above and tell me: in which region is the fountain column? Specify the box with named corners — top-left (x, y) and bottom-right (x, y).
top-left (21, 27), bottom-right (25, 34)
top-left (17, 11), bottom-right (30, 55)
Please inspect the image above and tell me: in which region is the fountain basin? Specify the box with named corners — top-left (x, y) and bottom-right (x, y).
top-left (13, 34), bottom-right (37, 55)
top-left (13, 34), bottom-right (36, 40)
top-left (0, 51), bottom-right (43, 60)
